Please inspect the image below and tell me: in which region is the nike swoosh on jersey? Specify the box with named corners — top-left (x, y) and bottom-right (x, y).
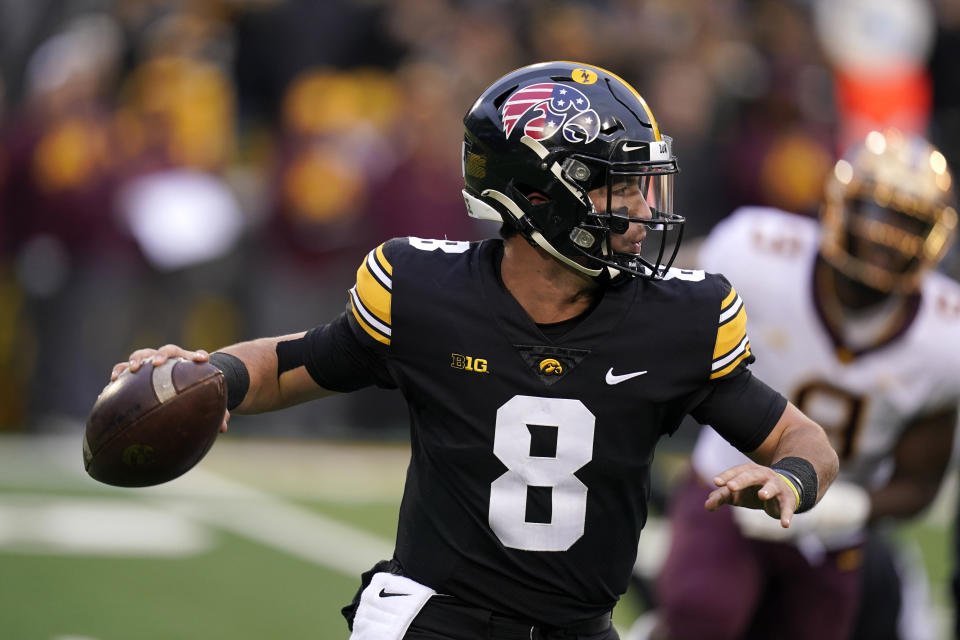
top-left (605, 368), bottom-right (648, 385)
top-left (621, 143), bottom-right (644, 152)
top-left (379, 588), bottom-right (410, 598)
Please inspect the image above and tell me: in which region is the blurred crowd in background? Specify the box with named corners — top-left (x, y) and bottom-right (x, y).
top-left (0, 0), bottom-right (958, 437)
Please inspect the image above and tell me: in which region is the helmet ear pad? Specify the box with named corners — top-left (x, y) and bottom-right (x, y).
top-left (503, 177), bottom-right (603, 257)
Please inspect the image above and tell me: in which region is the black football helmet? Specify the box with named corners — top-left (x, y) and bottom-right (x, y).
top-left (462, 61), bottom-right (683, 283)
top-left (821, 129), bottom-right (957, 293)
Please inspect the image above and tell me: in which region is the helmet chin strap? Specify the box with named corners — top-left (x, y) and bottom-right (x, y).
top-left (480, 189), bottom-right (604, 279)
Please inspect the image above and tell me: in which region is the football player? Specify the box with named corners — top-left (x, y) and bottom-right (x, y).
top-left (652, 129), bottom-right (959, 640)
top-left (108, 62), bottom-right (838, 640)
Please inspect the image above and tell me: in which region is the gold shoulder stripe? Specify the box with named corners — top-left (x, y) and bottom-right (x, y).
top-left (356, 249), bottom-right (392, 327)
top-left (711, 341), bottom-right (753, 379)
top-left (714, 299), bottom-right (747, 358)
top-left (350, 286), bottom-right (390, 345)
top-left (720, 286), bottom-right (738, 313)
top-left (712, 285), bottom-right (750, 378)
top-left (349, 243), bottom-right (393, 346)
top-left (375, 243), bottom-right (393, 277)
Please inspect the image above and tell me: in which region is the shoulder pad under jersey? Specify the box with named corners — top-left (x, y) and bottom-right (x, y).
top-left (348, 237), bottom-right (474, 346)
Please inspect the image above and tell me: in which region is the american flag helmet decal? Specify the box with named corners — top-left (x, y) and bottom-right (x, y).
top-left (500, 82), bottom-right (600, 144)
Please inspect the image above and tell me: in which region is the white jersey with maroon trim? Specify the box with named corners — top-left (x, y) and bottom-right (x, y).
top-left (692, 207), bottom-right (960, 493)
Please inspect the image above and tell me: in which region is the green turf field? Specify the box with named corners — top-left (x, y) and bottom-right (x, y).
top-left (0, 434), bottom-right (401, 640)
top-left (0, 433), bottom-right (954, 639)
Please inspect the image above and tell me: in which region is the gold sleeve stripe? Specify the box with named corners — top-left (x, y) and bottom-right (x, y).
top-left (349, 285), bottom-right (390, 345)
top-left (712, 287), bottom-right (750, 378)
top-left (349, 243), bottom-right (394, 345)
top-left (710, 338), bottom-right (752, 379)
top-left (719, 292), bottom-right (743, 325)
top-left (714, 304), bottom-right (747, 359)
top-left (719, 285), bottom-right (738, 314)
top-left (375, 244), bottom-right (393, 277)
top-left (364, 246), bottom-right (392, 290)
top-left (356, 250), bottom-right (392, 325)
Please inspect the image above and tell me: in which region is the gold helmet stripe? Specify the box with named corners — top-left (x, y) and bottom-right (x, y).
top-left (561, 60), bottom-right (662, 141)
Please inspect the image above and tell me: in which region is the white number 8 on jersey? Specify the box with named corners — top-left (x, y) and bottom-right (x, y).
top-left (489, 395), bottom-right (595, 551)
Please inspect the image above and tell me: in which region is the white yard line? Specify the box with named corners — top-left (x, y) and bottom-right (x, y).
top-left (145, 467), bottom-right (394, 576)
top-left (0, 495), bottom-right (214, 556)
top-left (0, 434), bottom-right (397, 575)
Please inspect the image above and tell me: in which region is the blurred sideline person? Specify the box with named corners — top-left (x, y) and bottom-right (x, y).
top-left (107, 62), bottom-right (837, 640)
top-left (651, 129), bottom-right (959, 640)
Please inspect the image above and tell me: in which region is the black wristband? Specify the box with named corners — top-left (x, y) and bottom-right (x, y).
top-left (209, 352), bottom-right (250, 411)
top-left (771, 457), bottom-right (818, 514)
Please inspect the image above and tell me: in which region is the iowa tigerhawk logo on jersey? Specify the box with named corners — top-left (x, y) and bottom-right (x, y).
top-left (516, 345), bottom-right (590, 386)
top-left (539, 358), bottom-right (563, 376)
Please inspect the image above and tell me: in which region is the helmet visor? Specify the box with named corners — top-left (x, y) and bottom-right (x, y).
top-left (558, 137), bottom-right (684, 279)
top-left (604, 167), bottom-right (676, 229)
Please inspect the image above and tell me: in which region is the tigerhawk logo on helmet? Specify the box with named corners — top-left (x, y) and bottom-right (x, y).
top-left (501, 83), bottom-right (600, 144)
top-left (462, 61), bottom-right (685, 285)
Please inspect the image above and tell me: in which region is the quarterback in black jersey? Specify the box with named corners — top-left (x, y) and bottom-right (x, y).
top-left (110, 62), bottom-right (838, 639)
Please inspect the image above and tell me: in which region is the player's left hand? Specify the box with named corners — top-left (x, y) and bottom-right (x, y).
top-left (704, 463), bottom-right (797, 528)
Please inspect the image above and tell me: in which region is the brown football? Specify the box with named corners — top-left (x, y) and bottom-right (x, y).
top-left (83, 357), bottom-right (226, 487)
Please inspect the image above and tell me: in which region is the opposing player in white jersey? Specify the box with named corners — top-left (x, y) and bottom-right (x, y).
top-left (652, 129), bottom-right (960, 640)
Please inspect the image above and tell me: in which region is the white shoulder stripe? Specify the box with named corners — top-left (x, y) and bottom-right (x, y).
top-left (719, 295), bottom-right (743, 324)
top-left (350, 286), bottom-right (391, 336)
top-left (712, 336), bottom-right (749, 371)
top-left (367, 250), bottom-right (392, 289)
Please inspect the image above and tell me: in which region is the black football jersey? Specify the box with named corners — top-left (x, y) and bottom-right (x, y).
top-left (337, 237), bottom-right (784, 624)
